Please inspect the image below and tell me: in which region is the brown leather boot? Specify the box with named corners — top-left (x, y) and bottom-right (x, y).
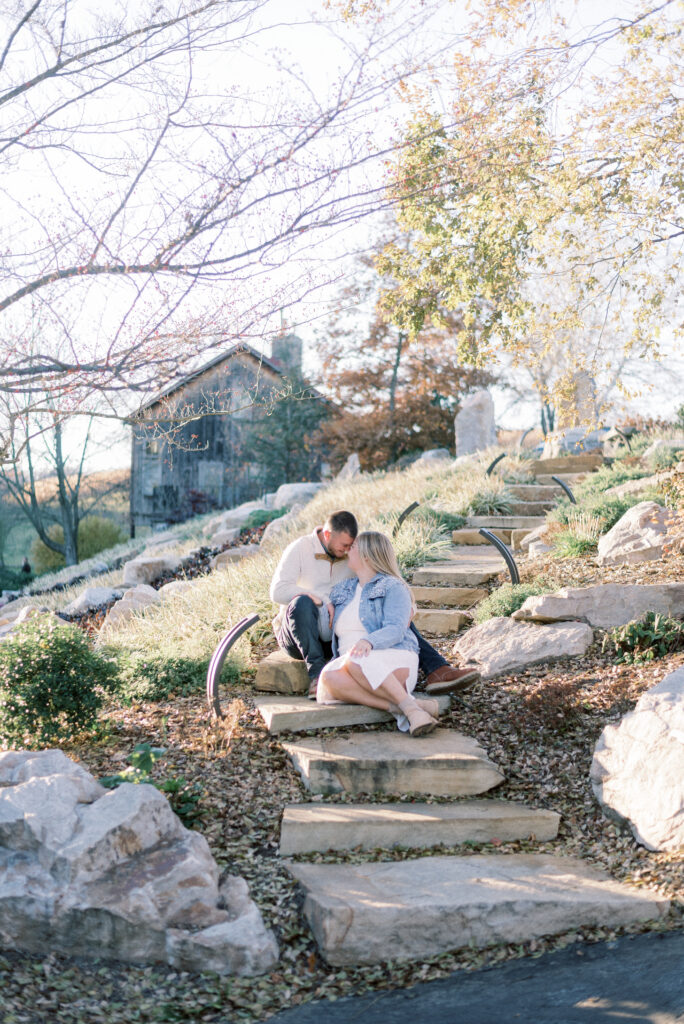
top-left (424, 665), bottom-right (480, 695)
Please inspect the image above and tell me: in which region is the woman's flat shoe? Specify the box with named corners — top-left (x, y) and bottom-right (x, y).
top-left (414, 697), bottom-right (440, 718)
top-left (408, 707), bottom-right (438, 736)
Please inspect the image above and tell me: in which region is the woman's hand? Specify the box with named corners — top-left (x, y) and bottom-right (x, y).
top-left (349, 638), bottom-right (372, 657)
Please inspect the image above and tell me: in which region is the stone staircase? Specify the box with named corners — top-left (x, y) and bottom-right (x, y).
top-left (250, 451), bottom-right (667, 966)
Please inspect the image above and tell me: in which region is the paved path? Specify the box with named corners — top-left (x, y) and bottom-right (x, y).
top-left (268, 931), bottom-right (684, 1024)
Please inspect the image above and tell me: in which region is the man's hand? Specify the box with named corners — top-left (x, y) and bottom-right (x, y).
top-left (349, 638), bottom-right (372, 657)
top-left (327, 602), bottom-right (334, 628)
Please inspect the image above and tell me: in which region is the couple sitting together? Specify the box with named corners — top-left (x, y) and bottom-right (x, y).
top-left (269, 510), bottom-right (480, 737)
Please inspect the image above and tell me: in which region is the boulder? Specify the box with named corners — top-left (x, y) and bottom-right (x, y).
top-left (452, 617), bottom-right (594, 678)
top-left (418, 448), bottom-right (451, 462)
top-left (606, 471), bottom-right (672, 497)
top-left (210, 502), bottom-right (269, 532)
top-left (596, 501), bottom-right (670, 567)
top-left (144, 530), bottom-right (182, 548)
top-left (123, 554), bottom-right (182, 586)
top-left (642, 438), bottom-right (684, 460)
top-left (591, 667), bottom-right (684, 851)
top-left (513, 583), bottom-right (684, 629)
top-left (273, 482), bottom-right (324, 507)
top-left (0, 750), bottom-right (277, 974)
top-left (61, 587), bottom-right (123, 615)
top-left (454, 390), bottom-right (496, 456)
top-left (335, 453), bottom-right (361, 480)
top-left (208, 527), bottom-right (242, 548)
top-left (158, 579), bottom-right (196, 599)
top-left (528, 540), bottom-right (554, 558)
top-left (0, 606), bottom-right (63, 640)
top-left (101, 584), bottom-right (160, 630)
top-left (541, 427), bottom-right (609, 459)
top-left (254, 650), bottom-right (310, 694)
top-left (260, 507), bottom-right (304, 546)
top-left (210, 545), bottom-right (260, 571)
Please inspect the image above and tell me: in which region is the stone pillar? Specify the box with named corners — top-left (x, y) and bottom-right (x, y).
top-left (454, 390), bottom-right (496, 456)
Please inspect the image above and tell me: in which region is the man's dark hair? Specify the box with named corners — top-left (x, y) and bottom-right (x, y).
top-left (325, 510), bottom-right (358, 538)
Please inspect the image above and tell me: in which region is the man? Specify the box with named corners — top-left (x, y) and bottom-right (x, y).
top-left (270, 509), bottom-right (480, 698)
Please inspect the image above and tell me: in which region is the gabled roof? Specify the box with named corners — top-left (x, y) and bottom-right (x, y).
top-left (135, 342), bottom-right (286, 415)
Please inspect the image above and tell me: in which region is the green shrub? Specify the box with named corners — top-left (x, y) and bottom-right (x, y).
top-left (31, 515), bottom-right (127, 573)
top-left (551, 511), bottom-right (602, 559)
top-left (116, 651), bottom-right (224, 703)
top-left (0, 567), bottom-right (30, 591)
top-left (100, 743), bottom-right (204, 828)
top-left (244, 507), bottom-right (288, 530)
top-left (474, 581), bottom-right (553, 623)
top-left (603, 611), bottom-right (684, 664)
top-left (0, 617), bottom-right (118, 747)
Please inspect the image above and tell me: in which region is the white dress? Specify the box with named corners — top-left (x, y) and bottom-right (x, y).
top-left (316, 583), bottom-right (419, 723)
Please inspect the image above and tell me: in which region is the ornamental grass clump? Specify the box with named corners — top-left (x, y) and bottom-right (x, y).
top-left (0, 616), bottom-right (118, 747)
top-left (551, 512), bottom-right (603, 559)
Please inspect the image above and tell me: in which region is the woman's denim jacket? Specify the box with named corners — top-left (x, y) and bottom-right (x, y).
top-left (328, 573), bottom-right (418, 658)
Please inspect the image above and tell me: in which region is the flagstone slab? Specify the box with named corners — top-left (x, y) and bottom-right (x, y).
top-left (279, 800), bottom-right (560, 855)
top-left (255, 695), bottom-right (450, 734)
top-left (254, 651), bottom-right (310, 695)
top-left (529, 454), bottom-right (604, 475)
top-left (509, 484), bottom-right (561, 501)
top-left (411, 586), bottom-right (487, 608)
top-left (451, 529), bottom-right (512, 545)
top-left (412, 609), bottom-right (470, 634)
top-left (412, 564), bottom-right (499, 587)
top-left (466, 515), bottom-right (547, 530)
top-left (282, 730), bottom-right (504, 796)
top-left (287, 854), bottom-right (669, 966)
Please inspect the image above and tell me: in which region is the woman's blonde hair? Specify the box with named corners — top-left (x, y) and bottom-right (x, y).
top-left (355, 531), bottom-right (404, 581)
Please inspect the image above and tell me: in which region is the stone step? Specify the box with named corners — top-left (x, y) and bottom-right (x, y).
top-left (534, 472), bottom-right (588, 486)
top-left (509, 484), bottom-right (562, 500)
top-left (529, 454), bottom-right (604, 475)
top-left (412, 608), bottom-right (470, 634)
top-left (279, 799), bottom-right (560, 855)
top-left (508, 500), bottom-right (556, 516)
top-left (413, 549), bottom-right (503, 587)
top-left (255, 650), bottom-right (309, 695)
top-left (287, 854), bottom-right (669, 966)
top-left (451, 528), bottom-right (511, 546)
top-left (511, 527), bottom-right (535, 550)
top-left (412, 564), bottom-right (500, 587)
top-left (255, 695), bottom-right (451, 734)
top-left (466, 515), bottom-right (547, 530)
top-left (411, 586), bottom-right (487, 608)
top-left (282, 729), bottom-right (504, 796)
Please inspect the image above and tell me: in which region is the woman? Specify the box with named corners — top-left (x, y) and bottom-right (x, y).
top-left (317, 530), bottom-right (439, 736)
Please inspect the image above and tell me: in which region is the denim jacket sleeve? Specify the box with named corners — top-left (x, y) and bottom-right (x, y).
top-left (365, 578), bottom-right (413, 651)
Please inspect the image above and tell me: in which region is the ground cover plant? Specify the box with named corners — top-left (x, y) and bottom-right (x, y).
top-left (603, 612), bottom-right (684, 665)
top-left (473, 581), bottom-right (553, 622)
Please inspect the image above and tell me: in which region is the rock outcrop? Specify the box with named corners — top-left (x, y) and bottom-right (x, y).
top-left (513, 583), bottom-right (684, 629)
top-left (453, 617), bottom-right (594, 678)
top-left (0, 750), bottom-right (278, 974)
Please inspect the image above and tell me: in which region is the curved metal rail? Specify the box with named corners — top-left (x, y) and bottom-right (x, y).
top-left (485, 453), bottom-right (506, 477)
top-left (550, 475), bottom-right (577, 505)
top-left (517, 427), bottom-right (534, 450)
top-left (614, 426), bottom-right (633, 452)
top-left (477, 528), bottom-right (520, 585)
top-left (392, 501), bottom-right (420, 538)
top-left (206, 613), bottom-right (260, 718)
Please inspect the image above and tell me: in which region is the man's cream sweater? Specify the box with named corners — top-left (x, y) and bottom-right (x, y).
top-left (269, 527), bottom-right (353, 631)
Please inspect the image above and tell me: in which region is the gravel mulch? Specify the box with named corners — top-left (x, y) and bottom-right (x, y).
top-left (1, 553), bottom-right (683, 1023)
